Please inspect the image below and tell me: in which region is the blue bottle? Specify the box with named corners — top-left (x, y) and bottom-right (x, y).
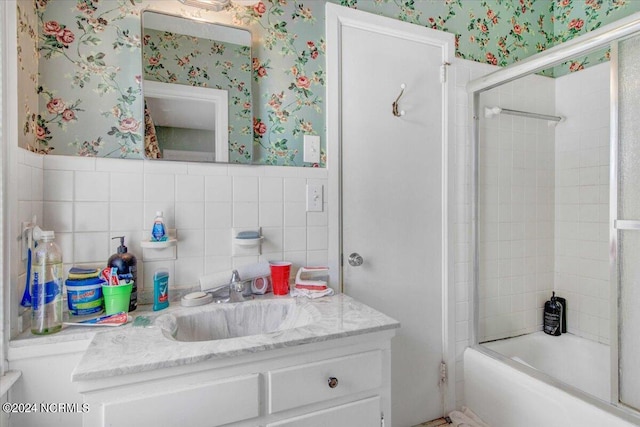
top-left (153, 269), bottom-right (169, 311)
top-left (151, 211), bottom-right (167, 242)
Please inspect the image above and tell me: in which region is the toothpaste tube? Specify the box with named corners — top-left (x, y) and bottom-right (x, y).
top-left (81, 312), bottom-right (127, 325)
top-left (63, 312), bottom-right (129, 327)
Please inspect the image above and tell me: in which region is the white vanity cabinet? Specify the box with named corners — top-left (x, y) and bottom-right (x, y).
top-left (75, 331), bottom-right (393, 427)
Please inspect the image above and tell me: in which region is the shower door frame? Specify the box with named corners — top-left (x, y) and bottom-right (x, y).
top-left (468, 10), bottom-right (640, 423)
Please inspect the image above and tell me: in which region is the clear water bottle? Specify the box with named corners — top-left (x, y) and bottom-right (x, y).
top-left (31, 230), bottom-right (63, 335)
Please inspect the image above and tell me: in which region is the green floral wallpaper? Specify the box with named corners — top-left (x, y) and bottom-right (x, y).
top-left (16, 2), bottom-right (38, 154)
top-left (547, 0), bottom-right (640, 77)
top-left (34, 0), bottom-right (142, 157)
top-left (19, 0), bottom-right (640, 165)
top-left (143, 28), bottom-right (253, 162)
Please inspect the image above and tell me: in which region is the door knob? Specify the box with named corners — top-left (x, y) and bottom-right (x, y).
top-left (348, 253), bottom-right (364, 267)
top-left (328, 377), bottom-right (339, 388)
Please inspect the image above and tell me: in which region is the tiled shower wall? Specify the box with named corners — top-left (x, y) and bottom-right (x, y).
top-left (554, 62), bottom-right (610, 345)
top-left (476, 62), bottom-right (611, 346)
top-left (477, 74), bottom-right (556, 342)
top-left (14, 151), bottom-right (328, 332)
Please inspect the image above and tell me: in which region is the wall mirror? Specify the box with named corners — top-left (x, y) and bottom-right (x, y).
top-left (141, 10), bottom-right (253, 163)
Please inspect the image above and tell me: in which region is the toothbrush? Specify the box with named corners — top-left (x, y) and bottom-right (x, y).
top-left (63, 312), bottom-right (129, 327)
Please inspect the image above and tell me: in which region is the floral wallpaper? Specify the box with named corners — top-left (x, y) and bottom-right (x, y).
top-left (16, 1), bottom-right (39, 153)
top-left (143, 28), bottom-right (253, 163)
top-left (33, 0), bottom-right (142, 157)
top-left (18, 0), bottom-right (640, 165)
top-left (547, 0), bottom-right (640, 77)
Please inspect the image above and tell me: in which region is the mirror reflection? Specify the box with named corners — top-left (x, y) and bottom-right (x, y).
top-left (141, 10), bottom-right (253, 163)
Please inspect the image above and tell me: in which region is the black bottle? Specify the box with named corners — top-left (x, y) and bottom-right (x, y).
top-left (555, 296), bottom-right (567, 333)
top-left (543, 292), bottom-right (563, 336)
top-left (108, 236), bottom-right (138, 311)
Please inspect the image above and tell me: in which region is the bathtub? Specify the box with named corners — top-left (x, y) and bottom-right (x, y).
top-left (464, 334), bottom-right (640, 427)
top-left (484, 331), bottom-right (609, 401)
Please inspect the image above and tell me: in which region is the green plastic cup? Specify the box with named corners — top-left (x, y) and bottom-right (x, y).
top-left (102, 283), bottom-right (132, 314)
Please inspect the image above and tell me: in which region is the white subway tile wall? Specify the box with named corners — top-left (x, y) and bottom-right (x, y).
top-left (16, 153), bottom-right (328, 306)
top-left (554, 62), bottom-right (610, 345)
top-left (477, 71), bottom-right (557, 343)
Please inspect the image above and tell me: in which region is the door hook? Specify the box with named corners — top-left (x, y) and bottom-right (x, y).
top-left (392, 83), bottom-right (406, 117)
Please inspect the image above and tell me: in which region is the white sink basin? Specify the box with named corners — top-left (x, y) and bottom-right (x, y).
top-left (157, 298), bottom-right (317, 342)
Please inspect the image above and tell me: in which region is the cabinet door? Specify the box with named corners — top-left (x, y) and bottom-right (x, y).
top-left (266, 396), bottom-right (381, 427)
top-left (101, 373), bottom-right (260, 427)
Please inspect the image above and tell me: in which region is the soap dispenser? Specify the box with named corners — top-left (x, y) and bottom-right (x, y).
top-left (543, 292), bottom-right (562, 336)
top-left (108, 236), bottom-right (138, 311)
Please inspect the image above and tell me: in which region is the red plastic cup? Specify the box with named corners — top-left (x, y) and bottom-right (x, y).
top-left (269, 261), bottom-right (292, 295)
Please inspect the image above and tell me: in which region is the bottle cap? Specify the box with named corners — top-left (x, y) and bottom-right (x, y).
top-left (40, 230), bottom-right (55, 239)
top-left (155, 211), bottom-right (163, 217)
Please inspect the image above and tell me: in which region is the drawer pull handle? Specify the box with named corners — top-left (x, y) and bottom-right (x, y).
top-left (328, 377), bottom-right (339, 388)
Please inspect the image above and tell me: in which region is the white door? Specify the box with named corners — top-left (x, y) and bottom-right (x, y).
top-left (328, 6), bottom-right (452, 426)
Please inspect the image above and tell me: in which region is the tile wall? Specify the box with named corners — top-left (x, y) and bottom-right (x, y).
top-left (476, 72), bottom-right (557, 342)
top-left (15, 152), bottom-right (328, 328)
top-left (474, 61), bottom-right (611, 347)
top-left (554, 62), bottom-right (610, 344)
top-left (456, 60), bottom-right (612, 404)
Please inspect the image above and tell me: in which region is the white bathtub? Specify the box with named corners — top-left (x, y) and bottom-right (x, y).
top-left (464, 342), bottom-right (639, 427)
top-left (484, 331), bottom-right (609, 401)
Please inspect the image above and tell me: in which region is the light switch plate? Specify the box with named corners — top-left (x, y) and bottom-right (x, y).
top-left (303, 135), bottom-right (320, 164)
top-left (306, 184), bottom-right (323, 212)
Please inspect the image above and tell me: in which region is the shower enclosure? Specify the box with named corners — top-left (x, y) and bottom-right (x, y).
top-left (469, 11), bottom-right (640, 422)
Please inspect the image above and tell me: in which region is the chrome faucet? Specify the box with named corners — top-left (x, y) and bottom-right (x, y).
top-left (208, 270), bottom-right (253, 303)
top-left (228, 270), bottom-right (247, 302)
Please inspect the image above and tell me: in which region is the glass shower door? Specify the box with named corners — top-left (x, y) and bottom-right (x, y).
top-left (616, 33), bottom-right (640, 412)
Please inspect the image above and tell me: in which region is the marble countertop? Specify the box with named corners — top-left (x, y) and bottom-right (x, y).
top-left (71, 293), bottom-right (399, 382)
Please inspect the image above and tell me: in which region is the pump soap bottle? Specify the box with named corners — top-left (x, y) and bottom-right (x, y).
top-left (543, 292), bottom-right (563, 336)
top-left (108, 236), bottom-right (138, 311)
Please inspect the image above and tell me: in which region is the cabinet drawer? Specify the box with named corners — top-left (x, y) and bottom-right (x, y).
top-left (266, 396), bottom-right (381, 427)
top-left (267, 350), bottom-right (382, 413)
top-left (102, 373), bottom-right (259, 427)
